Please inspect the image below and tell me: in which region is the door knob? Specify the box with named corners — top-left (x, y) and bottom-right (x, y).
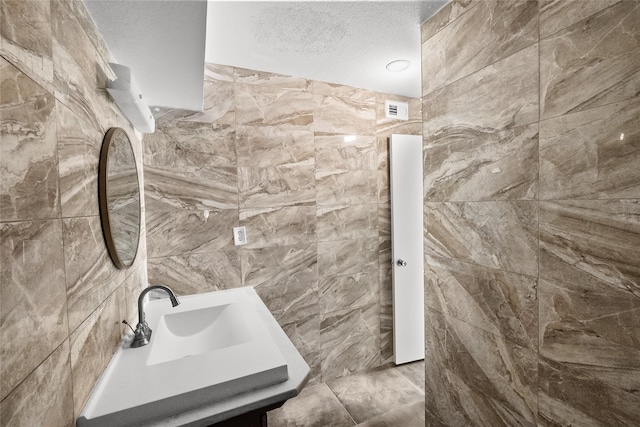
top-left (397, 259), bottom-right (407, 267)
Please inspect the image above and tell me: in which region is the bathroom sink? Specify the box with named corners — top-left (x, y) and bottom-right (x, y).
top-left (78, 287), bottom-right (291, 427)
top-left (147, 303), bottom-right (253, 365)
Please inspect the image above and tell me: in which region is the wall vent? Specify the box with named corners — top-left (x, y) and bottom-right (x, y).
top-left (385, 100), bottom-right (409, 121)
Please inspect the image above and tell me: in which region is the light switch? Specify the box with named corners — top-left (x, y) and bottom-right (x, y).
top-left (233, 226), bottom-right (247, 246)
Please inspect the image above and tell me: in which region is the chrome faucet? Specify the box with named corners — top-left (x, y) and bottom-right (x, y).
top-left (130, 285), bottom-right (180, 348)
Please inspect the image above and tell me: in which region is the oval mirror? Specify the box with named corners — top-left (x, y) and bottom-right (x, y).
top-left (98, 127), bottom-right (141, 269)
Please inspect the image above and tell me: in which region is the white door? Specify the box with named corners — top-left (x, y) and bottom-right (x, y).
top-left (389, 134), bottom-right (425, 365)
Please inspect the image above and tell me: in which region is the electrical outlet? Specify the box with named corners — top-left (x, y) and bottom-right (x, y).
top-left (233, 226), bottom-right (247, 246)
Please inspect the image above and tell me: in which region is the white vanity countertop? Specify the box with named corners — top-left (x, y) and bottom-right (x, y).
top-left (77, 287), bottom-right (310, 427)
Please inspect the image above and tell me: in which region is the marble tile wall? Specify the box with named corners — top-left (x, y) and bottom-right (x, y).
top-left (421, 0), bottom-right (640, 425)
top-left (1, 1), bottom-right (148, 426)
top-left (144, 65), bottom-right (421, 385)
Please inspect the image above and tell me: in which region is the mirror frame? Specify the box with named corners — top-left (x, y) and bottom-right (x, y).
top-left (98, 127), bottom-right (141, 269)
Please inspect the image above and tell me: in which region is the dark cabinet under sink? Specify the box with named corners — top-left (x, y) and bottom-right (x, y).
top-left (209, 401), bottom-right (284, 427)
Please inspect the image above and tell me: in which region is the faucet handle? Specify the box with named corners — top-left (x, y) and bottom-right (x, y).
top-left (131, 321), bottom-right (151, 348)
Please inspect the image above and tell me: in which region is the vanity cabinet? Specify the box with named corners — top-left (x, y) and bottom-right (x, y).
top-left (210, 401), bottom-right (284, 427)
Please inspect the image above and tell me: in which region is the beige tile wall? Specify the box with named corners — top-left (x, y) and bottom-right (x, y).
top-left (421, 0), bottom-right (640, 425)
top-left (1, 1), bottom-right (147, 425)
top-left (144, 64), bottom-right (422, 385)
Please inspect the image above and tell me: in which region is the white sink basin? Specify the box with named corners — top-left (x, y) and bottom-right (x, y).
top-left (78, 287), bottom-right (289, 426)
top-left (148, 303), bottom-right (252, 366)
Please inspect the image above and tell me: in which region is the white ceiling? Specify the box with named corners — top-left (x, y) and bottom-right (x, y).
top-left (86, 0), bottom-right (208, 111)
top-left (206, 1), bottom-right (447, 98)
top-left (86, 0), bottom-right (447, 111)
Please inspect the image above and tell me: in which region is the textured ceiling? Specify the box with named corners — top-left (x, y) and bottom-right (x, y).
top-left (86, 0), bottom-right (207, 111)
top-left (206, 1), bottom-right (448, 97)
top-left (86, 0), bottom-right (447, 111)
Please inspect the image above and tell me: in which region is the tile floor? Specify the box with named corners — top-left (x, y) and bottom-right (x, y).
top-left (267, 360), bottom-right (425, 427)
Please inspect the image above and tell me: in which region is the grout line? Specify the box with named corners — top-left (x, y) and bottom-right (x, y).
top-left (537, 2), bottom-right (542, 423)
top-left (400, 373), bottom-right (426, 397)
top-left (325, 384), bottom-right (358, 426)
top-left (392, 362), bottom-right (427, 396)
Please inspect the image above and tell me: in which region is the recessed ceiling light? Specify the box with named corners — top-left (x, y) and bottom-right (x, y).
top-left (386, 60), bottom-right (411, 72)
